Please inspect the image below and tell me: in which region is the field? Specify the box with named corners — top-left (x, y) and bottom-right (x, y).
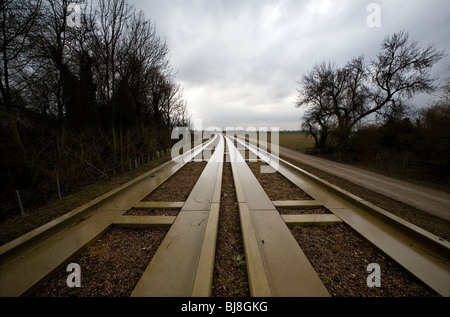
top-left (277, 132), bottom-right (315, 151)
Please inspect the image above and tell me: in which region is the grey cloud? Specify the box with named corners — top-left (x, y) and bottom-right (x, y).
top-left (130, 0), bottom-right (450, 130)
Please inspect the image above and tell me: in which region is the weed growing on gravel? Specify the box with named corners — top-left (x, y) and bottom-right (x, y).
top-left (409, 282), bottom-right (426, 293)
top-left (231, 254), bottom-right (246, 267)
top-left (331, 244), bottom-right (341, 253)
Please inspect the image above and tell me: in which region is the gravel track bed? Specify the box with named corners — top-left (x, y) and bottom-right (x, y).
top-left (247, 161), bottom-right (312, 200)
top-left (289, 223), bottom-right (438, 297)
top-left (33, 140), bottom-right (439, 298)
top-left (143, 162), bottom-right (207, 202)
top-left (278, 207), bottom-right (332, 215)
top-left (125, 208), bottom-right (180, 216)
top-left (34, 226), bottom-right (169, 297)
top-left (212, 161), bottom-right (250, 297)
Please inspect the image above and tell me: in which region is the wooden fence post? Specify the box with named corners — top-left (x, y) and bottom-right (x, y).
top-left (16, 190), bottom-right (24, 216)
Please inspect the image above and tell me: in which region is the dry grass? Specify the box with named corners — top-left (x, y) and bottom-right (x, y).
top-left (278, 132), bottom-right (315, 151)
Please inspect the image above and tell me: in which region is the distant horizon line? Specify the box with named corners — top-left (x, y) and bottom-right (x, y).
top-left (188, 129), bottom-right (306, 132)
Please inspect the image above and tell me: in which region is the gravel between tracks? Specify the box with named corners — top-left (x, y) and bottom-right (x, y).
top-left (212, 157), bottom-right (250, 297)
top-left (125, 208), bottom-right (180, 216)
top-left (143, 162), bottom-right (207, 202)
top-left (247, 161), bottom-right (312, 201)
top-left (289, 224), bottom-right (438, 297)
top-left (278, 207), bottom-right (332, 214)
top-left (34, 227), bottom-right (169, 297)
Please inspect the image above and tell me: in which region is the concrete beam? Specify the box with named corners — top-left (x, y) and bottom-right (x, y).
top-left (225, 136), bottom-right (330, 297)
top-left (131, 134), bottom-right (224, 297)
top-left (273, 200), bottom-right (322, 209)
top-left (112, 216), bottom-right (175, 227)
top-left (282, 214), bottom-right (343, 225)
top-left (132, 201), bottom-right (184, 209)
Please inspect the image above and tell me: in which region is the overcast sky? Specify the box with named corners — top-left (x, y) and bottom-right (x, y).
top-left (128, 0), bottom-right (450, 130)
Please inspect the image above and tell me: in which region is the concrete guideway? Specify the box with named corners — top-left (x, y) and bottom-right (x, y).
top-left (132, 134), bottom-right (331, 297)
top-left (235, 136), bottom-right (450, 296)
top-left (2, 132), bottom-right (449, 297)
top-left (0, 136), bottom-right (218, 297)
top-left (279, 146), bottom-right (450, 221)
top-left (225, 135), bottom-right (330, 297)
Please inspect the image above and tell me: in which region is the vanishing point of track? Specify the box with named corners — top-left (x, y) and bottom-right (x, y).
top-left (0, 134), bottom-right (449, 297)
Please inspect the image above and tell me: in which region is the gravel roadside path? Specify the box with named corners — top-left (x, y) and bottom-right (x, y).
top-left (280, 146), bottom-right (450, 221)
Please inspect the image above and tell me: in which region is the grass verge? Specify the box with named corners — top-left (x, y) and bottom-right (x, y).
top-left (0, 156), bottom-right (171, 245)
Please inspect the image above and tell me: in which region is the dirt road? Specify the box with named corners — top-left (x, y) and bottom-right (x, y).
top-left (278, 146), bottom-right (450, 221)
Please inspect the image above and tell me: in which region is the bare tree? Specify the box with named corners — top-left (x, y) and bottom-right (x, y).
top-left (88, 0), bottom-right (132, 167)
top-left (296, 59), bottom-right (367, 152)
top-left (121, 10), bottom-right (169, 132)
top-left (0, 0), bottom-right (42, 158)
top-left (296, 31), bottom-right (445, 153)
top-left (0, 0), bottom-right (190, 219)
top-left (369, 31), bottom-right (445, 120)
